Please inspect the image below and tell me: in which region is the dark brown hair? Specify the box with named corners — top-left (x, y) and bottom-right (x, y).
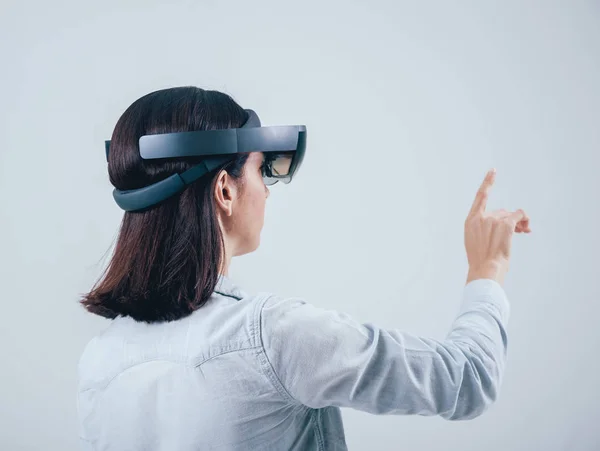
top-left (80, 86), bottom-right (250, 323)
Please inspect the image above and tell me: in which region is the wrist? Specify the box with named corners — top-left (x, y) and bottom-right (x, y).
top-left (467, 261), bottom-right (507, 285)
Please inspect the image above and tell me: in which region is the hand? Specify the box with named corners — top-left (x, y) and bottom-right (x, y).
top-left (464, 169), bottom-right (531, 285)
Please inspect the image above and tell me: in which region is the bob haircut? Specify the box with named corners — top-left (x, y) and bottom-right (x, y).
top-left (80, 86), bottom-right (250, 323)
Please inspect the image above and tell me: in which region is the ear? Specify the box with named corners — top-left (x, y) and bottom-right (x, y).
top-left (214, 169), bottom-right (238, 217)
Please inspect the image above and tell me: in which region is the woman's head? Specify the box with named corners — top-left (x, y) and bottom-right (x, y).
top-left (81, 86), bottom-right (269, 323)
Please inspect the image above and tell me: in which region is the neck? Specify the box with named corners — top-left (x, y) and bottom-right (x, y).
top-left (219, 237), bottom-right (233, 277)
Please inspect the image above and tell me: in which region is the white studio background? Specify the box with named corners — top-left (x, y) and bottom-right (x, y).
top-left (1, 1), bottom-right (599, 450)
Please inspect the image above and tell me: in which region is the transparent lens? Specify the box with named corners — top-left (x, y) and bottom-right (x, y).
top-left (261, 152), bottom-right (295, 186)
top-left (271, 153), bottom-right (293, 176)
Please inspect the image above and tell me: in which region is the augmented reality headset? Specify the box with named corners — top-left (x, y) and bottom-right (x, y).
top-left (104, 109), bottom-right (307, 212)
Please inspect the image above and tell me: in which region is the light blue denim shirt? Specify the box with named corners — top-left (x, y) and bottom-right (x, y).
top-left (77, 275), bottom-right (510, 450)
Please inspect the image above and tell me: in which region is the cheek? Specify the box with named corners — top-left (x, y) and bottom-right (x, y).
top-left (242, 176), bottom-right (267, 225)
top-left (253, 181), bottom-right (267, 219)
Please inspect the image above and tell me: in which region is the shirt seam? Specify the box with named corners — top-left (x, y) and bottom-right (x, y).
top-left (253, 293), bottom-right (300, 406)
top-left (313, 408), bottom-right (325, 450)
top-left (195, 346), bottom-right (261, 367)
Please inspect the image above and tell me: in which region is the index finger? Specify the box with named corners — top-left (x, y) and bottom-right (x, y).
top-left (469, 169), bottom-right (496, 216)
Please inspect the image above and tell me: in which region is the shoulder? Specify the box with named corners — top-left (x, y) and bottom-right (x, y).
top-left (256, 293), bottom-right (356, 352)
top-left (256, 293), bottom-right (313, 332)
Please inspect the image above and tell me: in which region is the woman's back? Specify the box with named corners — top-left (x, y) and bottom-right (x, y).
top-left (78, 276), bottom-right (343, 450)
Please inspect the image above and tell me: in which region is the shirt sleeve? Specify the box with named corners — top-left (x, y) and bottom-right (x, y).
top-left (259, 278), bottom-right (510, 421)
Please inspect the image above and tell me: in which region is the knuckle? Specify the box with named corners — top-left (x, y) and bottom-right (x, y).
top-left (501, 220), bottom-right (515, 231)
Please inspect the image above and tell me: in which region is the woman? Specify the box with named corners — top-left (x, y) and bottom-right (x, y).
top-left (77, 86), bottom-right (531, 450)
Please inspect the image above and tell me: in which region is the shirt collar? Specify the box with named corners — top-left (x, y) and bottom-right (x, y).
top-left (214, 274), bottom-right (246, 300)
